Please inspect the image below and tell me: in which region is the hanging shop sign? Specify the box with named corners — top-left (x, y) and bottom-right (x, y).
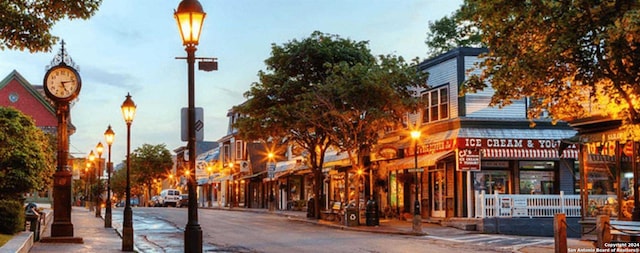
top-left (456, 148), bottom-right (481, 171)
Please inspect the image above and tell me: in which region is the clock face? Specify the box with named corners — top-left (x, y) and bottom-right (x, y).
top-left (44, 65), bottom-right (81, 101)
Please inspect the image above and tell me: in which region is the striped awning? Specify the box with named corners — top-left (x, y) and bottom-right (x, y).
top-left (482, 148), bottom-right (578, 159)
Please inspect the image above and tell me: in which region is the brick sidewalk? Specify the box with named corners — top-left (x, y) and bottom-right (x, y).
top-left (30, 206), bottom-right (125, 253)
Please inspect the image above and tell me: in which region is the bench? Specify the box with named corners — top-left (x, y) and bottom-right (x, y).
top-left (609, 220), bottom-right (640, 241)
top-left (595, 216), bottom-right (640, 247)
top-left (320, 202), bottom-right (343, 222)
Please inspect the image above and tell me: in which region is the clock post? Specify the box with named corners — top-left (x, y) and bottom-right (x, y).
top-left (49, 103), bottom-right (76, 238)
top-left (40, 41), bottom-right (83, 243)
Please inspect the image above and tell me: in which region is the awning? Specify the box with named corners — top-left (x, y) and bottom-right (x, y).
top-left (482, 148), bottom-right (579, 159)
top-left (196, 147), bottom-right (220, 162)
top-left (456, 128), bottom-right (579, 159)
top-left (274, 159), bottom-right (308, 179)
top-left (240, 170), bottom-right (267, 180)
top-left (323, 151), bottom-right (351, 168)
top-left (384, 150), bottom-right (454, 171)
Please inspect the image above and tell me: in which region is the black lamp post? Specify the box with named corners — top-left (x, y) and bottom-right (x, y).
top-left (267, 153), bottom-right (275, 212)
top-left (175, 0), bottom-right (206, 252)
top-left (88, 151), bottom-right (96, 212)
top-left (95, 142), bottom-right (104, 218)
top-left (121, 93), bottom-right (136, 251)
top-left (104, 125), bottom-right (115, 228)
top-left (410, 130), bottom-right (422, 233)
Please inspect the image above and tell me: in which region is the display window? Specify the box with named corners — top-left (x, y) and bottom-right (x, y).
top-left (473, 170), bottom-right (510, 194)
top-left (583, 141), bottom-right (619, 218)
top-left (519, 161), bottom-right (556, 194)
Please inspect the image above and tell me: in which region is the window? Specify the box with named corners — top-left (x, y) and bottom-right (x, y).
top-left (235, 140), bottom-right (244, 160)
top-left (223, 145), bottom-right (230, 164)
top-left (422, 86), bottom-right (449, 123)
top-left (519, 161), bottom-right (556, 194)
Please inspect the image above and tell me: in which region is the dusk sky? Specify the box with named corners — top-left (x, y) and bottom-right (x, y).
top-left (1, 0), bottom-right (463, 165)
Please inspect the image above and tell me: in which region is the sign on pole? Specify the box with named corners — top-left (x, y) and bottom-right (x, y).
top-left (267, 162), bottom-right (276, 179)
top-left (181, 107), bottom-right (204, 141)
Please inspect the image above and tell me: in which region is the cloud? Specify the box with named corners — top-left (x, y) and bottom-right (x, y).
top-left (81, 64), bottom-right (142, 91)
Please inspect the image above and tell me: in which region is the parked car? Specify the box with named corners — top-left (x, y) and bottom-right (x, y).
top-left (177, 194), bottom-right (189, 208)
top-left (148, 196), bottom-right (161, 207)
top-left (115, 197), bottom-right (139, 207)
top-left (158, 189), bottom-right (181, 207)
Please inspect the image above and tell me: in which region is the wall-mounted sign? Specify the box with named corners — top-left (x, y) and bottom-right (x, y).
top-left (377, 146), bottom-right (398, 159)
top-left (456, 148), bottom-right (480, 171)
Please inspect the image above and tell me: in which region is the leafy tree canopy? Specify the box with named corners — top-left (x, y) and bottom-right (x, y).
top-left (425, 9), bottom-right (483, 58)
top-left (235, 31), bottom-right (427, 218)
top-left (130, 143), bottom-right (173, 199)
top-left (458, 0), bottom-right (640, 129)
top-left (0, 107), bottom-right (55, 199)
top-left (1, 0), bottom-right (102, 52)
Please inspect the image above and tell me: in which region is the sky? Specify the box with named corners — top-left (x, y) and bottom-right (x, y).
top-left (1, 0), bottom-right (463, 165)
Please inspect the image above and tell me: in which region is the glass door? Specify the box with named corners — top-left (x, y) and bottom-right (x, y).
top-left (431, 170), bottom-right (445, 217)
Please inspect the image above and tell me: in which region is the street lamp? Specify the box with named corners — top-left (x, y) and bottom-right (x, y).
top-left (88, 151), bottom-right (96, 212)
top-left (175, 0), bottom-right (206, 252)
top-left (207, 164), bottom-right (213, 208)
top-left (121, 93), bottom-right (136, 251)
top-left (95, 142), bottom-right (104, 218)
top-left (410, 130), bottom-right (422, 233)
top-left (104, 125), bottom-right (115, 228)
top-left (267, 152), bottom-right (275, 212)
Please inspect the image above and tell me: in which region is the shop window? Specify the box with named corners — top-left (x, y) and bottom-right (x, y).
top-left (518, 161), bottom-right (556, 194)
top-left (584, 142), bottom-right (618, 218)
top-left (473, 170), bottom-right (510, 194)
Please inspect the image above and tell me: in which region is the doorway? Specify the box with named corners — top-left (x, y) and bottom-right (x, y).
top-left (431, 169), bottom-right (445, 218)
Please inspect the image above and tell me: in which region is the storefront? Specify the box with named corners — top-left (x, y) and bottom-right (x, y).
top-left (576, 128), bottom-right (637, 220)
top-left (375, 127), bottom-right (578, 219)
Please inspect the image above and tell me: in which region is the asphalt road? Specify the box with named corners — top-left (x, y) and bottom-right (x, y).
top-left (110, 207), bottom-right (505, 253)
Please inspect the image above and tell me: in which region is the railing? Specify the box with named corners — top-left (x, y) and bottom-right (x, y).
top-left (475, 190), bottom-right (582, 218)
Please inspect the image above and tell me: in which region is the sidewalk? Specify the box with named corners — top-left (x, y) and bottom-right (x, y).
top-left (29, 206), bottom-right (123, 253)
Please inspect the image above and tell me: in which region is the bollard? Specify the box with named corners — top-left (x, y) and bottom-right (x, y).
top-left (596, 215), bottom-right (611, 249)
top-left (554, 213), bottom-right (567, 253)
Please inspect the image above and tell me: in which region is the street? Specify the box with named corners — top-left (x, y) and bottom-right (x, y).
top-left (108, 207), bottom-right (521, 253)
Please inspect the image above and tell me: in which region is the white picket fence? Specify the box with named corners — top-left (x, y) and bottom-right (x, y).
top-left (474, 190), bottom-right (583, 218)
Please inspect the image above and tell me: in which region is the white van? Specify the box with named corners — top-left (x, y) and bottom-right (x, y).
top-left (159, 189), bottom-right (181, 207)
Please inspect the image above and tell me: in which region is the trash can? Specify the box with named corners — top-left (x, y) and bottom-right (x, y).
top-left (307, 198), bottom-right (315, 218)
top-left (345, 207), bottom-right (358, 227)
top-left (25, 203), bottom-right (40, 241)
top-left (365, 199), bottom-right (379, 226)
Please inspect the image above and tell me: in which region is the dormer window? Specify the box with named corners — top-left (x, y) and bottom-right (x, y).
top-left (422, 86), bottom-right (449, 123)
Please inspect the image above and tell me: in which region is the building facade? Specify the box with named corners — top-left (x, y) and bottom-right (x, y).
top-left (370, 48), bottom-right (579, 222)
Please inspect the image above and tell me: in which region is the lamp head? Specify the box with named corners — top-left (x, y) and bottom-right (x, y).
top-left (121, 93), bottom-right (137, 124)
top-left (96, 142), bottom-right (104, 157)
top-left (174, 0), bottom-right (206, 47)
top-left (104, 125), bottom-right (115, 145)
top-left (411, 130), bottom-right (421, 140)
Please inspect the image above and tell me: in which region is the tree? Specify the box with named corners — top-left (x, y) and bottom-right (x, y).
top-left (130, 144), bottom-right (173, 206)
top-left (110, 164), bottom-right (127, 203)
top-left (235, 31), bottom-right (427, 218)
top-left (458, 0), bottom-right (640, 130)
top-left (425, 10), bottom-right (483, 58)
top-left (0, 0), bottom-right (102, 53)
top-left (0, 107), bottom-right (55, 199)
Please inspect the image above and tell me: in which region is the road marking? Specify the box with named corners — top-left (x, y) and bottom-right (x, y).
top-left (423, 234), bottom-right (554, 250)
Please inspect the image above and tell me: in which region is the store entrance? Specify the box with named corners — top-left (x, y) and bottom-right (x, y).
top-left (431, 170), bottom-right (445, 218)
